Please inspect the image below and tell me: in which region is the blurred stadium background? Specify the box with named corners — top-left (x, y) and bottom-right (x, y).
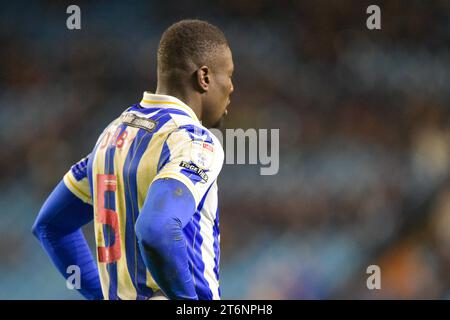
top-left (0, 0), bottom-right (449, 299)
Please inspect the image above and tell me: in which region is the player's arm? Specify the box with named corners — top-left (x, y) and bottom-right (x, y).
top-left (32, 158), bottom-right (103, 300)
top-left (135, 178), bottom-right (198, 300)
top-left (135, 125), bottom-right (223, 300)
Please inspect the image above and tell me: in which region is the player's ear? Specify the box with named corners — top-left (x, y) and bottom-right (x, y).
top-left (195, 66), bottom-right (210, 93)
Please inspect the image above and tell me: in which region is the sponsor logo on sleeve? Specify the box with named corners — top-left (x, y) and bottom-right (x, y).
top-left (179, 161), bottom-right (209, 182)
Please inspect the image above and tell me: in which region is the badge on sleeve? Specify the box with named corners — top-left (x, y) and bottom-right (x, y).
top-left (190, 141), bottom-right (214, 169)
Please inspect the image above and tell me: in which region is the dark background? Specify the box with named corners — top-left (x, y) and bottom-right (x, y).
top-left (0, 0), bottom-right (449, 299)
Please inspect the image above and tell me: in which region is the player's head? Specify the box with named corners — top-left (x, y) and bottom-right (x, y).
top-left (157, 19), bottom-right (234, 128)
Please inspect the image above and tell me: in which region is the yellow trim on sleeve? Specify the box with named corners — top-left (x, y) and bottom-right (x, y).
top-left (64, 173), bottom-right (92, 204)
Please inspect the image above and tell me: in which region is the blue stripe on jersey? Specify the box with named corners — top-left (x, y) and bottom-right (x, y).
top-left (156, 140), bottom-right (171, 173)
top-left (213, 207), bottom-right (220, 296)
top-left (178, 124), bottom-right (214, 144)
top-left (122, 110), bottom-right (174, 299)
top-left (183, 184), bottom-right (214, 299)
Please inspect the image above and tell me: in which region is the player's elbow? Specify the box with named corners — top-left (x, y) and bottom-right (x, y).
top-left (32, 217), bottom-right (46, 241)
top-left (32, 207), bottom-right (53, 241)
top-left (135, 215), bottom-right (161, 249)
top-left (135, 214), bottom-right (182, 251)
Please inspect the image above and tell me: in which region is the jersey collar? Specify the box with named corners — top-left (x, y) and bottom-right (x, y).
top-left (140, 92), bottom-right (200, 123)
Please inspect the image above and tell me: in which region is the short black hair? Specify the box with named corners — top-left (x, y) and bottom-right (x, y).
top-left (157, 19), bottom-right (229, 73)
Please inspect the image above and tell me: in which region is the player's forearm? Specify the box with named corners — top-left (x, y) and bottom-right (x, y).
top-left (137, 223), bottom-right (198, 300)
top-left (135, 178), bottom-right (198, 300)
top-left (33, 226), bottom-right (103, 300)
top-left (32, 181), bottom-right (103, 300)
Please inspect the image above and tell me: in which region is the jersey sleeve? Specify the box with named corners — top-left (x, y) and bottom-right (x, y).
top-left (63, 155), bottom-right (92, 205)
top-left (153, 125), bottom-right (224, 207)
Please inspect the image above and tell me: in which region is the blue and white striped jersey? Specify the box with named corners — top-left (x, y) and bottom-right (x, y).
top-left (64, 92), bottom-right (224, 300)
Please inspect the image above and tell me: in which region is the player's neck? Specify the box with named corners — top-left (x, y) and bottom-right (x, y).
top-left (155, 86), bottom-right (202, 121)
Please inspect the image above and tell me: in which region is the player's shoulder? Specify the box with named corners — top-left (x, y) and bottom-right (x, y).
top-left (171, 114), bottom-right (223, 151)
top-left (166, 114), bottom-right (224, 168)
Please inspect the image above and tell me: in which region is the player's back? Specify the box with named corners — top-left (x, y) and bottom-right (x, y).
top-left (87, 102), bottom-right (177, 300)
top-left (64, 93), bottom-right (224, 299)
